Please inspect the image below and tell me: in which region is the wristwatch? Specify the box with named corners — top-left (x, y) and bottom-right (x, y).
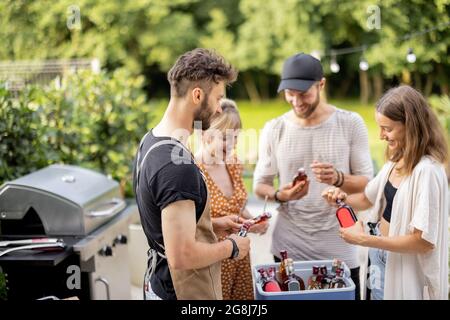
top-left (227, 237), bottom-right (239, 259)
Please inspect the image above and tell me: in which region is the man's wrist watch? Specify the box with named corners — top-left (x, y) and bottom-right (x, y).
top-left (227, 237), bottom-right (239, 259)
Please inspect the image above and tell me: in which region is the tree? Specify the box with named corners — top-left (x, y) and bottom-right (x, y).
top-left (233, 0), bottom-right (324, 101)
top-left (363, 0), bottom-right (450, 95)
top-left (0, 0), bottom-right (448, 100)
top-left (0, 0), bottom-right (200, 74)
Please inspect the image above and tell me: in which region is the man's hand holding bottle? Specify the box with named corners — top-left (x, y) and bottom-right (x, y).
top-left (276, 179), bottom-right (310, 202)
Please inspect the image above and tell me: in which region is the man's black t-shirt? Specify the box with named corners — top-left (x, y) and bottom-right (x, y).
top-left (133, 130), bottom-right (207, 300)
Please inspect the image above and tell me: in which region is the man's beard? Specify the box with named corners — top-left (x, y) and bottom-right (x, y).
top-left (294, 91), bottom-right (320, 119)
top-left (193, 94), bottom-right (214, 130)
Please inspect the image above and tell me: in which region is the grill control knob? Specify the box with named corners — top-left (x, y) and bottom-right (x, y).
top-left (113, 234), bottom-right (128, 245)
top-left (99, 245), bottom-right (113, 256)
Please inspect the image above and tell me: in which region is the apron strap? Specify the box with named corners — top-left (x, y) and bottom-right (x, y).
top-left (136, 132), bottom-right (192, 254)
top-left (143, 247), bottom-right (167, 300)
top-left (136, 133), bottom-right (191, 192)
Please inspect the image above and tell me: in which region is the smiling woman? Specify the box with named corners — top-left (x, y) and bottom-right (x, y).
top-left (375, 86), bottom-right (448, 176)
top-left (322, 85), bottom-right (449, 300)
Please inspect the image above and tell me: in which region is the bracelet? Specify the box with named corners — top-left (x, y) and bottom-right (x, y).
top-left (274, 190), bottom-right (285, 203)
top-left (339, 171), bottom-right (345, 187)
top-left (334, 170), bottom-right (345, 188)
top-left (338, 170), bottom-right (344, 187)
top-left (338, 171), bottom-right (344, 187)
top-left (333, 169), bottom-right (341, 187)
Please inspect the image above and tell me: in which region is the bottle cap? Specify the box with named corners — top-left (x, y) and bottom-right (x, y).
top-left (312, 265), bottom-right (320, 275)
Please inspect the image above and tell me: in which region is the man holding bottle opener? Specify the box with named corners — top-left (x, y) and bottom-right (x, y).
top-left (253, 53), bottom-right (373, 299)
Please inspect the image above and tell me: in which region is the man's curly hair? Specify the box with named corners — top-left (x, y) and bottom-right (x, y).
top-left (167, 48), bottom-right (238, 97)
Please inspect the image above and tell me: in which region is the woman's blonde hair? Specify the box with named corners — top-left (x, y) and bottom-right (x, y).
top-left (208, 98), bottom-right (242, 132)
top-left (376, 85), bottom-right (449, 175)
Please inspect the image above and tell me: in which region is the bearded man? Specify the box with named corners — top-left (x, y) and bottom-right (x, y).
top-left (133, 49), bottom-right (250, 300)
top-left (253, 53), bottom-right (374, 300)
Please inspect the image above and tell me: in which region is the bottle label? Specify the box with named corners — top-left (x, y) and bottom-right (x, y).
top-left (287, 281), bottom-right (300, 291)
top-left (264, 281), bottom-right (281, 292)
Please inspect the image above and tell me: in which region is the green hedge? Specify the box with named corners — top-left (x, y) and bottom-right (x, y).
top-left (0, 69), bottom-right (153, 197)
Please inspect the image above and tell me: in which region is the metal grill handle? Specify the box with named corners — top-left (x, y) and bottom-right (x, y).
top-left (95, 277), bottom-right (111, 300)
top-left (87, 198), bottom-right (125, 218)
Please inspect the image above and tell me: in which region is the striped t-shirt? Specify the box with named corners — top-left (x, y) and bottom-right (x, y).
top-left (253, 107), bottom-right (373, 268)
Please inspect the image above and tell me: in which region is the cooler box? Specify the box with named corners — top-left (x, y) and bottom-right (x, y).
top-left (254, 260), bottom-right (355, 300)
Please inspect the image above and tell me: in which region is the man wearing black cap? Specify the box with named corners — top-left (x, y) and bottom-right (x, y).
top-left (253, 53), bottom-right (373, 299)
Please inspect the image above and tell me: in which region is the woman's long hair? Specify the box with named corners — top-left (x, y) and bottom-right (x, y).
top-left (376, 85), bottom-right (448, 175)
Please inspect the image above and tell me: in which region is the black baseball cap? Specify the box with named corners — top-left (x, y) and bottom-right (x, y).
top-left (277, 53), bottom-right (323, 93)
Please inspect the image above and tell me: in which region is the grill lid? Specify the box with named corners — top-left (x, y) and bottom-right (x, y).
top-left (0, 165), bottom-right (125, 236)
top-left (8, 165), bottom-right (118, 207)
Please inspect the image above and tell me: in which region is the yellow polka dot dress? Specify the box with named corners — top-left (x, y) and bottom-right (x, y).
top-left (198, 162), bottom-right (254, 300)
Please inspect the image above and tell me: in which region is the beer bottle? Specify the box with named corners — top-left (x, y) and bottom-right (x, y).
top-left (329, 268), bottom-right (346, 289)
top-left (277, 250), bottom-right (289, 286)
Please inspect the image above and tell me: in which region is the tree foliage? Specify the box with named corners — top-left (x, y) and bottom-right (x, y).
top-left (0, 0), bottom-right (449, 99)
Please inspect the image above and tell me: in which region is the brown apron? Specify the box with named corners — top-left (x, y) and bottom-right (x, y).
top-left (137, 134), bottom-right (222, 300)
top-left (168, 191), bottom-right (222, 300)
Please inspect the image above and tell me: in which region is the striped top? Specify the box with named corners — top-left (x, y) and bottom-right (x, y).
top-left (253, 107), bottom-right (373, 268)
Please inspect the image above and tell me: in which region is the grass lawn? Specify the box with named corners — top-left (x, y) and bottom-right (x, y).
top-left (147, 98), bottom-right (386, 194)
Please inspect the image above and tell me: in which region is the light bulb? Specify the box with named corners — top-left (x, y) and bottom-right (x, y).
top-left (406, 48), bottom-right (416, 63)
top-left (359, 59), bottom-right (369, 71)
top-left (330, 61), bottom-right (340, 73)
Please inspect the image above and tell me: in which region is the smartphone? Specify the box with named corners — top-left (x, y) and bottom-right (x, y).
top-left (292, 167), bottom-right (307, 186)
top-left (336, 203), bottom-right (357, 228)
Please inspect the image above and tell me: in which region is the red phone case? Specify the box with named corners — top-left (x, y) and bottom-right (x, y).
top-left (336, 205), bottom-right (357, 228)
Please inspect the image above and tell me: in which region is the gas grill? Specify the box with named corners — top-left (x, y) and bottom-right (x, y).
top-left (0, 165), bottom-right (138, 300)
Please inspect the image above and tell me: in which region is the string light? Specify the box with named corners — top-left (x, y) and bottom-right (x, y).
top-left (359, 57), bottom-right (369, 71)
top-left (311, 22), bottom-right (449, 72)
top-left (359, 46), bottom-right (369, 71)
top-left (406, 48), bottom-right (417, 63)
top-left (330, 53), bottom-right (340, 73)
